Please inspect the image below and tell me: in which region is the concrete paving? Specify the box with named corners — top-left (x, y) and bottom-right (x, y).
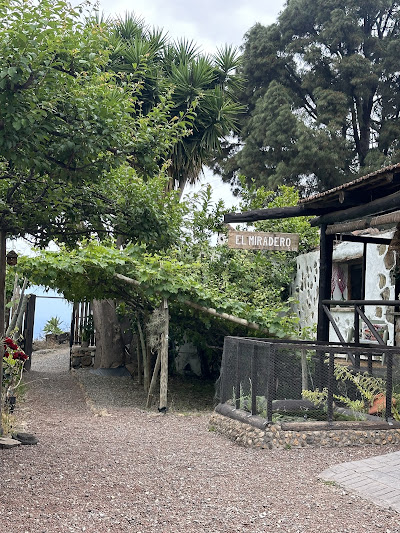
top-left (320, 450), bottom-right (400, 513)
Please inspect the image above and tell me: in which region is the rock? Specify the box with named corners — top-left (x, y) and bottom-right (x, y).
top-left (0, 437), bottom-right (21, 449)
top-left (15, 432), bottom-right (39, 445)
top-left (80, 355), bottom-right (93, 367)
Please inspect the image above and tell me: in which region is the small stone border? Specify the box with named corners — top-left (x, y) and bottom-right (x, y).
top-left (210, 403), bottom-right (400, 449)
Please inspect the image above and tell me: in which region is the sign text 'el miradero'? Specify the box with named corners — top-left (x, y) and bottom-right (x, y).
top-left (228, 230), bottom-right (299, 251)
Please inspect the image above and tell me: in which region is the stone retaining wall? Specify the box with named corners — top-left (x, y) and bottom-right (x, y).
top-left (70, 346), bottom-right (95, 368)
top-left (209, 407), bottom-right (400, 449)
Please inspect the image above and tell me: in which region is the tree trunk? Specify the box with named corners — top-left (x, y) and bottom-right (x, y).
top-left (92, 299), bottom-right (125, 369)
top-left (6, 278), bottom-right (28, 337)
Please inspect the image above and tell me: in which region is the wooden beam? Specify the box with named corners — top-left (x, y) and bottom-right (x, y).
top-left (326, 210), bottom-right (400, 235)
top-left (371, 210), bottom-right (400, 227)
top-left (322, 305), bottom-right (356, 366)
top-left (224, 205), bottom-right (329, 223)
top-left (334, 234), bottom-right (392, 245)
top-left (311, 190), bottom-right (400, 226)
top-left (114, 273), bottom-right (269, 333)
top-left (281, 420), bottom-right (398, 431)
top-left (324, 299), bottom-right (400, 306)
top-left (326, 219), bottom-right (369, 234)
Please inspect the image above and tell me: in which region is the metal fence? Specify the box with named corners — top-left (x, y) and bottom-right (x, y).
top-left (217, 337), bottom-right (400, 423)
top-left (70, 302), bottom-right (95, 347)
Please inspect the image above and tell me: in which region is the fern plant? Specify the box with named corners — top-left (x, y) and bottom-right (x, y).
top-left (303, 362), bottom-right (400, 421)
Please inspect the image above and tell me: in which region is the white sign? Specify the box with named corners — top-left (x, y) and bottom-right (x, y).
top-left (228, 230), bottom-right (299, 251)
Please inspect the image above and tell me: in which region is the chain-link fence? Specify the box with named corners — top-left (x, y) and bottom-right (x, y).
top-left (217, 337), bottom-right (400, 423)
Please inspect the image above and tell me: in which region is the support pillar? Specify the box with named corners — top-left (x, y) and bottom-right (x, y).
top-left (317, 225), bottom-right (334, 389)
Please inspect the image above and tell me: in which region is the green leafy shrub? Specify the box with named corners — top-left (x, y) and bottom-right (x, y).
top-left (43, 316), bottom-right (64, 336)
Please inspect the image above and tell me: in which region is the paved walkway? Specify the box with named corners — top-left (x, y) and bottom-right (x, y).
top-left (321, 451), bottom-right (400, 512)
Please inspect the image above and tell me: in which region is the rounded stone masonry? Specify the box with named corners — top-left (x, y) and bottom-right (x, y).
top-left (71, 345), bottom-right (96, 368)
top-left (209, 404), bottom-right (400, 449)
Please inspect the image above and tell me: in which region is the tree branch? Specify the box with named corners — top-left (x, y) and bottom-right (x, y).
top-left (114, 272), bottom-right (269, 333)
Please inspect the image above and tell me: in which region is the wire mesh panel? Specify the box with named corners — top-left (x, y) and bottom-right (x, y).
top-left (218, 337), bottom-right (400, 423)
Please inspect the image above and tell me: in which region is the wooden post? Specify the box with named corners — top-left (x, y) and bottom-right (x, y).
top-left (159, 299), bottom-right (169, 411)
top-left (0, 229), bottom-right (6, 435)
top-left (23, 294), bottom-right (36, 371)
top-left (137, 320), bottom-right (149, 392)
top-left (317, 225), bottom-right (334, 342)
top-left (136, 335), bottom-right (142, 386)
top-left (327, 350), bottom-right (334, 423)
top-left (235, 342), bottom-right (241, 409)
top-left (386, 351), bottom-right (393, 421)
top-left (317, 225), bottom-right (334, 389)
top-left (251, 344), bottom-right (257, 415)
top-left (146, 351), bottom-right (161, 407)
top-left (266, 343), bottom-right (275, 423)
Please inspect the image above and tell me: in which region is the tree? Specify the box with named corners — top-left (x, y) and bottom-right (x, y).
top-left (0, 0), bottom-right (173, 431)
top-left (0, 0), bottom-right (136, 244)
top-left (19, 185), bottom-right (318, 380)
top-left (84, 13), bottom-right (244, 372)
top-left (215, 0), bottom-right (400, 194)
top-left (105, 13), bottom-right (244, 192)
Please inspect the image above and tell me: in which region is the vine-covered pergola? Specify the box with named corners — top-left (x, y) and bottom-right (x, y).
top-left (224, 163), bottom-right (400, 420)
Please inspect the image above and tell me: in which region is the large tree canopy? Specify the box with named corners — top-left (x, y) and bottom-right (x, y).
top-left (216, 0), bottom-right (400, 194)
top-left (0, 0), bottom-right (133, 243)
top-left (0, 0), bottom-right (196, 247)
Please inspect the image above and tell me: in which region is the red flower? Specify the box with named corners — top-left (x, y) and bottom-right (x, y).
top-left (12, 351), bottom-right (28, 361)
top-left (5, 337), bottom-right (18, 351)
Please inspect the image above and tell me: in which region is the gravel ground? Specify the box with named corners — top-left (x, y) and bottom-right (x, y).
top-left (1, 347), bottom-right (400, 533)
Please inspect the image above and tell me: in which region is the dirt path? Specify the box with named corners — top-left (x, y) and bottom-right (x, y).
top-left (1, 348), bottom-right (400, 532)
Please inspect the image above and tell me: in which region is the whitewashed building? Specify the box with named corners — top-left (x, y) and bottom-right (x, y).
top-left (293, 229), bottom-right (397, 346)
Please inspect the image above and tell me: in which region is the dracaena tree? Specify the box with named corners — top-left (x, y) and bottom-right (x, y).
top-left (104, 12), bottom-right (244, 192)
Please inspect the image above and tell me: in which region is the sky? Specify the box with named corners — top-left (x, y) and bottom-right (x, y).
top-left (98, 0), bottom-right (286, 54)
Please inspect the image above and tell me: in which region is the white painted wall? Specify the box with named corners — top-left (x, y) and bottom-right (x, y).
top-left (294, 231), bottom-right (396, 345)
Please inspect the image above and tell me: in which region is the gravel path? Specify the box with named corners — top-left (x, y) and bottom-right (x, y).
top-left (1, 348), bottom-right (400, 532)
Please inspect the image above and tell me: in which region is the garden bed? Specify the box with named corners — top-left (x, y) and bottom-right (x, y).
top-left (210, 403), bottom-right (400, 449)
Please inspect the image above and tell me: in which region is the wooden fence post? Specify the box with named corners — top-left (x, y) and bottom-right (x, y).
top-left (23, 295), bottom-right (36, 371)
top-left (0, 229), bottom-right (6, 434)
top-left (159, 299), bottom-right (169, 411)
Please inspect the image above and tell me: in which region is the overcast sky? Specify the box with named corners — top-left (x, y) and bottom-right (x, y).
top-left (98, 0), bottom-right (286, 54)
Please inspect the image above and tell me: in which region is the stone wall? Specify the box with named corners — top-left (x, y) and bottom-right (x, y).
top-left (70, 345), bottom-right (95, 368)
top-left (209, 408), bottom-right (400, 450)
